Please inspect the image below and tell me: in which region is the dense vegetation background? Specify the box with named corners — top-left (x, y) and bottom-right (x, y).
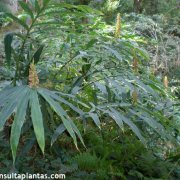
top-left (0, 0), bottom-right (179, 179)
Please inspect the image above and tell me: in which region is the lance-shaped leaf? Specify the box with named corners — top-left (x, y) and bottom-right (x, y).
top-left (101, 108), bottom-right (146, 145)
top-left (0, 86), bottom-right (26, 130)
top-left (10, 87), bottom-right (30, 163)
top-left (0, 86), bottom-right (21, 107)
top-left (129, 109), bottom-right (165, 135)
top-left (108, 108), bottom-right (124, 131)
top-left (24, 45), bottom-right (44, 76)
top-left (89, 112), bottom-right (101, 129)
top-left (118, 112), bottom-right (146, 145)
top-left (30, 89), bottom-right (45, 154)
top-left (38, 89), bottom-right (78, 148)
top-left (69, 120), bottom-right (85, 148)
top-left (43, 89), bottom-right (84, 116)
top-left (40, 89), bottom-right (85, 146)
top-left (32, 45), bottom-right (44, 64)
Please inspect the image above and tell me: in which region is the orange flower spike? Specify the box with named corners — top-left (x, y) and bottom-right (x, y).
top-left (115, 13), bottom-right (121, 38)
top-left (133, 57), bottom-right (138, 73)
top-left (163, 76), bottom-right (168, 89)
top-left (132, 50), bottom-right (138, 73)
top-left (29, 62), bottom-right (39, 88)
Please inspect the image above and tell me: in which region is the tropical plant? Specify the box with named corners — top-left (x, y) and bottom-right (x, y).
top-left (0, 78), bottom-right (87, 162)
top-left (0, 0), bottom-right (179, 168)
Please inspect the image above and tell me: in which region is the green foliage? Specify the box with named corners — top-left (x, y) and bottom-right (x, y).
top-left (0, 1), bottom-right (9, 13)
top-left (0, 0), bottom-right (179, 177)
top-left (0, 85), bottom-right (86, 162)
top-left (67, 127), bottom-right (179, 179)
top-left (0, 1), bottom-right (9, 27)
top-left (73, 152), bottom-right (99, 172)
top-left (124, 12), bottom-right (180, 99)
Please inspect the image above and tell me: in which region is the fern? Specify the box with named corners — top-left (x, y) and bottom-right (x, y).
top-left (73, 152), bottom-right (99, 172)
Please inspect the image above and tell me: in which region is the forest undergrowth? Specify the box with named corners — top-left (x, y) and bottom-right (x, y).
top-left (0, 0), bottom-right (179, 179)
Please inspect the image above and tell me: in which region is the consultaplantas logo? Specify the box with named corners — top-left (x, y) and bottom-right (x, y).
top-left (0, 173), bottom-right (66, 179)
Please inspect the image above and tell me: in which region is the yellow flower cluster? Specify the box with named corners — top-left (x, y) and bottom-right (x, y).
top-left (29, 62), bottom-right (39, 88)
top-left (163, 76), bottom-right (168, 88)
top-left (115, 13), bottom-right (121, 38)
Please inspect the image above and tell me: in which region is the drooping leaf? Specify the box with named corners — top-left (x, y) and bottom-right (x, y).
top-left (42, 89), bottom-right (85, 147)
top-left (108, 108), bottom-right (124, 131)
top-left (129, 109), bottom-right (165, 135)
top-left (54, 91), bottom-right (90, 108)
top-left (10, 87), bottom-right (30, 163)
top-left (38, 89), bottom-right (78, 148)
top-left (101, 108), bottom-right (146, 145)
top-left (0, 86), bottom-right (26, 130)
top-left (89, 112), bottom-right (101, 129)
top-left (41, 89), bottom-right (84, 116)
top-left (69, 120), bottom-right (85, 148)
top-left (0, 86), bottom-right (21, 107)
top-left (30, 89), bottom-right (45, 154)
top-left (117, 112), bottom-right (146, 145)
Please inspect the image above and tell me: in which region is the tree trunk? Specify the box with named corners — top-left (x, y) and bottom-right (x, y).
top-left (134, 0), bottom-right (143, 13)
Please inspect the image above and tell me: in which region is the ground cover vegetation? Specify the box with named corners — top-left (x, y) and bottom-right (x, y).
top-left (0, 0), bottom-right (179, 179)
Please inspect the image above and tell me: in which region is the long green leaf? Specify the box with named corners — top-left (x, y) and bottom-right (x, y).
top-left (108, 108), bottom-right (124, 131)
top-left (10, 87), bottom-right (30, 163)
top-left (38, 89), bottom-right (78, 148)
top-left (129, 109), bottom-right (165, 135)
top-left (0, 86), bottom-right (26, 130)
top-left (89, 112), bottom-right (101, 129)
top-left (42, 89), bottom-right (84, 116)
top-left (42, 89), bottom-right (85, 147)
top-left (118, 113), bottom-right (146, 145)
top-left (102, 108), bottom-right (146, 144)
top-left (54, 91), bottom-right (90, 108)
top-left (30, 89), bottom-right (45, 154)
top-left (0, 86), bottom-right (21, 107)
top-left (69, 120), bottom-right (85, 148)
